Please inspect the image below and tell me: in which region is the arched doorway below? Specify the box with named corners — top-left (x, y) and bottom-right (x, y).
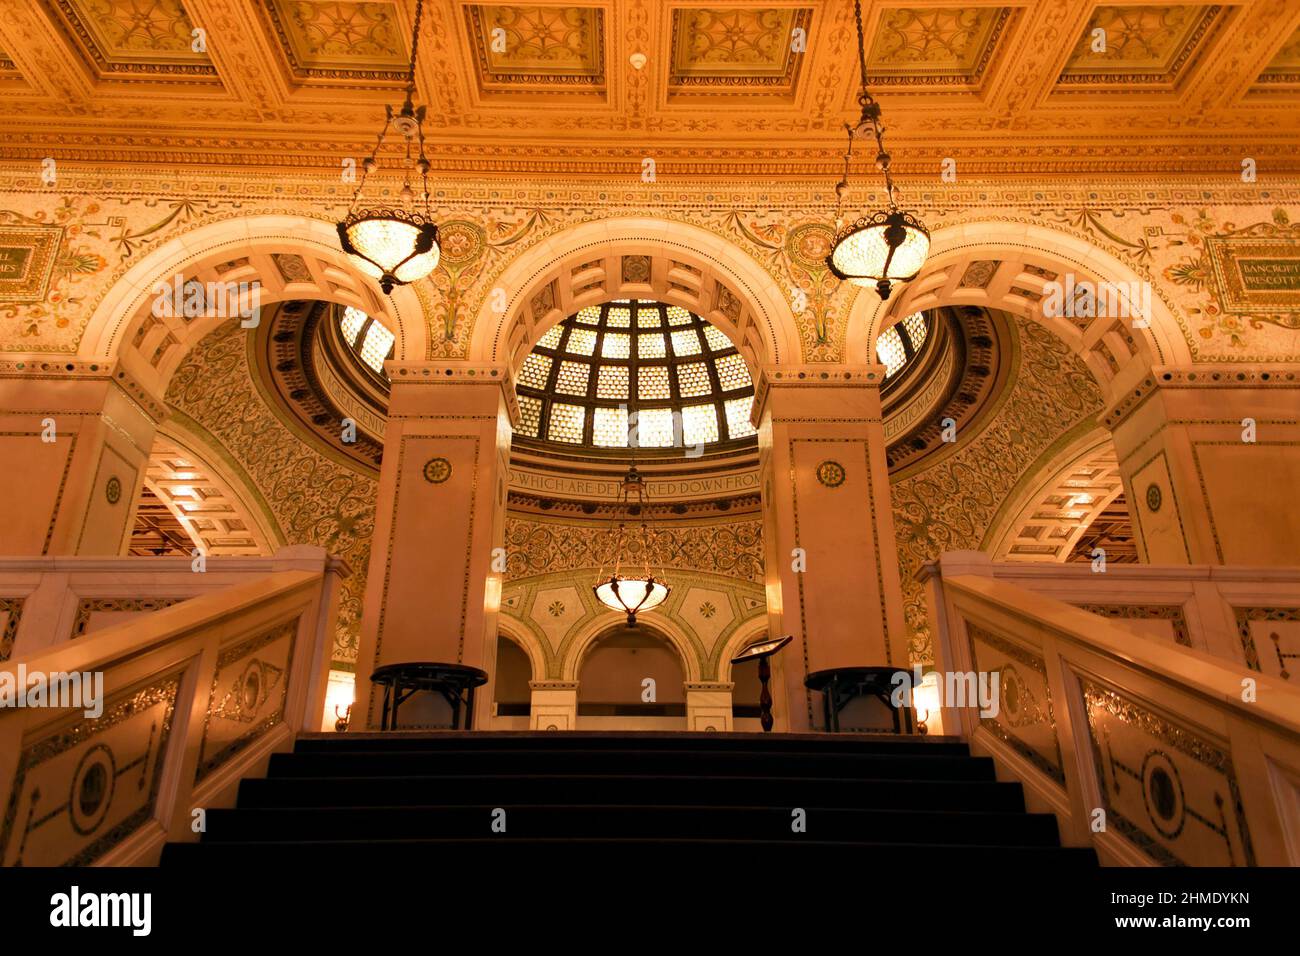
top-left (577, 625), bottom-right (687, 730)
top-left (492, 635), bottom-right (534, 729)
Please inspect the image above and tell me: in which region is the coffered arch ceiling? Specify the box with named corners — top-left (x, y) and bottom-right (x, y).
top-left (846, 219), bottom-right (1193, 405)
top-left (470, 216), bottom-right (798, 369)
top-left (985, 427), bottom-right (1128, 561)
top-left (1, 2), bottom-right (1297, 176)
top-left (80, 214), bottom-right (420, 398)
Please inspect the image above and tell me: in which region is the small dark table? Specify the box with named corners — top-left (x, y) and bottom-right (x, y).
top-left (369, 662), bottom-right (488, 730)
top-left (804, 666), bottom-right (915, 734)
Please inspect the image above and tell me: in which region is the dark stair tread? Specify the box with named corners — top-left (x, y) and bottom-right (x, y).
top-left (200, 804), bottom-right (1063, 845)
top-left (294, 731), bottom-right (969, 756)
top-left (268, 750), bottom-right (995, 780)
top-left (236, 774), bottom-right (1028, 811)
top-left (157, 732), bottom-right (1086, 866)
top-left (162, 838), bottom-right (1097, 864)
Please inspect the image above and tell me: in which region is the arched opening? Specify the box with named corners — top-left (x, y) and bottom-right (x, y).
top-left (493, 633), bottom-right (534, 726)
top-left (577, 623), bottom-right (688, 730)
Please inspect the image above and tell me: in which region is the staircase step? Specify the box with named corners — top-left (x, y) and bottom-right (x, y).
top-left (200, 804), bottom-right (1063, 845)
top-left (237, 773), bottom-right (1027, 812)
top-left (161, 838), bottom-right (1098, 866)
top-left (267, 749), bottom-right (995, 781)
top-left (294, 731), bottom-right (969, 756)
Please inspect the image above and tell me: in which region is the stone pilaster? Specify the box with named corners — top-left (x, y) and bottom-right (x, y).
top-left (0, 359), bottom-right (163, 556)
top-left (753, 364), bottom-right (909, 732)
top-left (1102, 366), bottom-right (1300, 565)
top-left (352, 361), bottom-right (517, 730)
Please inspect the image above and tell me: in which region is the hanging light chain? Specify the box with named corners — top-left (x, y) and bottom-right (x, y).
top-left (406, 0), bottom-right (426, 98)
top-left (841, 0), bottom-right (901, 213)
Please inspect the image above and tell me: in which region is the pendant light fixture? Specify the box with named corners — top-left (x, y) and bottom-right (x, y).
top-left (337, 0), bottom-right (439, 294)
top-left (826, 0), bottom-right (930, 299)
top-left (592, 462), bottom-right (671, 626)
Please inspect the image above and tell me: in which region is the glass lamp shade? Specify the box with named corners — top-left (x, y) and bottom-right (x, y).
top-left (593, 575), bottom-right (670, 625)
top-left (337, 210), bottom-right (440, 294)
top-left (826, 209), bottom-right (930, 299)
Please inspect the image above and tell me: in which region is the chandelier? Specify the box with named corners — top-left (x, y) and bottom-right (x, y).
top-left (592, 464), bottom-right (671, 626)
top-left (826, 0), bottom-right (930, 299)
top-left (336, 0), bottom-right (439, 294)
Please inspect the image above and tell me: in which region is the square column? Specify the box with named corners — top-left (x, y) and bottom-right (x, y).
top-left (1103, 367), bottom-right (1300, 565)
top-left (352, 361), bottom-right (517, 730)
top-left (754, 365), bottom-right (909, 732)
top-left (0, 361), bottom-right (164, 556)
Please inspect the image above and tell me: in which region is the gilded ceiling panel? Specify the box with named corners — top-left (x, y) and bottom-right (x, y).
top-left (1058, 4), bottom-right (1225, 89)
top-left (866, 6), bottom-right (1013, 88)
top-left (667, 7), bottom-right (811, 95)
top-left (1255, 22), bottom-right (1300, 86)
top-left (48, 0), bottom-right (218, 77)
top-left (464, 4), bottom-right (606, 93)
top-left (262, 0), bottom-right (412, 81)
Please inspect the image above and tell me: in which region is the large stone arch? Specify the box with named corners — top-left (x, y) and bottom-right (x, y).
top-left (983, 426), bottom-right (1127, 561)
top-left (496, 614), bottom-right (549, 685)
top-left (79, 214), bottom-right (426, 398)
top-left (563, 610), bottom-right (703, 683)
top-left (466, 217), bottom-right (800, 374)
top-left (844, 220), bottom-right (1193, 404)
top-left (144, 420), bottom-right (285, 557)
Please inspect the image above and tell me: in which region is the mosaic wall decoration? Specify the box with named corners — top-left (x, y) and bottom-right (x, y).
top-left (167, 320), bottom-right (376, 666)
top-left (1234, 606), bottom-right (1300, 681)
top-left (0, 669), bottom-right (182, 866)
top-left (1074, 603), bottom-right (1192, 647)
top-left (195, 619), bottom-right (296, 780)
top-left (505, 513), bottom-right (763, 585)
top-left (0, 597), bottom-right (25, 662)
top-left (501, 566), bottom-right (765, 681)
top-left (967, 623), bottom-right (1064, 784)
top-left (1081, 677), bottom-right (1256, 866)
top-left (3, 172), bottom-right (1297, 366)
top-left (71, 597), bottom-right (186, 639)
top-left (894, 319), bottom-right (1104, 663)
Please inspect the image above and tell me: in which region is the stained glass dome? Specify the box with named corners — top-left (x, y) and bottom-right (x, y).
top-left (877, 311), bottom-right (929, 380)
top-left (514, 300), bottom-right (757, 451)
top-left (337, 305), bottom-right (395, 380)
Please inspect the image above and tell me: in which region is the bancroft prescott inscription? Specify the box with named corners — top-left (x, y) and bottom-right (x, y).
top-left (1205, 234), bottom-right (1300, 312)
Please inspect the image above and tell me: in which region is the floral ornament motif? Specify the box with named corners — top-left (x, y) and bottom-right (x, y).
top-left (423, 457), bottom-right (452, 483)
top-left (547, 600), bottom-right (565, 617)
top-left (166, 320), bottom-right (378, 666)
top-left (105, 476), bottom-right (121, 505)
top-left (1145, 483), bottom-right (1163, 512)
top-left (891, 319), bottom-right (1103, 664)
top-left (699, 601), bottom-right (717, 618)
top-left (816, 460), bottom-right (846, 488)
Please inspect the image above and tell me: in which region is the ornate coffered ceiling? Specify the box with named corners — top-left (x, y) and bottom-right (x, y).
top-left (866, 5), bottom-right (1013, 89)
top-left (262, 0), bottom-right (413, 83)
top-left (1057, 4), bottom-right (1227, 90)
top-left (466, 3), bottom-right (605, 95)
top-left (48, 0), bottom-right (218, 79)
top-left (0, 0), bottom-right (1298, 175)
top-left (668, 7), bottom-right (811, 98)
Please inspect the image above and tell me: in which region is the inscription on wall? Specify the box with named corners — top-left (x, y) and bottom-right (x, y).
top-left (509, 468), bottom-right (759, 501)
top-left (1205, 235), bottom-right (1300, 311)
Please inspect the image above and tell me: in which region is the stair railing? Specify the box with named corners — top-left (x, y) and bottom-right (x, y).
top-left (918, 551), bottom-right (1300, 866)
top-left (0, 546), bottom-right (348, 866)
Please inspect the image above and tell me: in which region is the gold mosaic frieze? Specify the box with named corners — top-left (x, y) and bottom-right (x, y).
top-left (0, 670), bottom-right (182, 866)
top-left (1081, 677), bottom-right (1255, 866)
top-left (966, 622), bottom-right (1064, 784)
top-left (195, 618), bottom-right (296, 780)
